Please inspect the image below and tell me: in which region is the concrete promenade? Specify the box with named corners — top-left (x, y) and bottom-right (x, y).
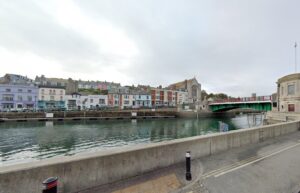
top-left (0, 121), bottom-right (299, 193)
top-left (86, 130), bottom-right (300, 193)
top-left (195, 131), bottom-right (300, 193)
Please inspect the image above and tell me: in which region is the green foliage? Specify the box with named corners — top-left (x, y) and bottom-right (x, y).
top-left (202, 89), bottom-right (231, 100)
top-left (214, 93), bottom-right (229, 99)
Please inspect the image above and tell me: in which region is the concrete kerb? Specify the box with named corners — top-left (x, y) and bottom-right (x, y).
top-left (0, 121), bottom-right (300, 193)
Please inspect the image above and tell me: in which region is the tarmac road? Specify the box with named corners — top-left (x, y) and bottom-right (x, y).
top-left (187, 131), bottom-right (300, 193)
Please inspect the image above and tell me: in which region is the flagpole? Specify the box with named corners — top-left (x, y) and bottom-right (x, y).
top-left (295, 42), bottom-right (298, 73)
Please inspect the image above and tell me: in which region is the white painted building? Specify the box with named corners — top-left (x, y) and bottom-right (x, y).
top-left (38, 86), bottom-right (66, 110)
top-left (121, 94), bottom-right (134, 109)
top-left (133, 94), bottom-right (152, 108)
top-left (87, 95), bottom-right (108, 109)
top-left (120, 94), bottom-right (152, 109)
top-left (277, 73), bottom-right (300, 112)
top-left (177, 91), bottom-right (189, 105)
top-left (65, 93), bottom-right (81, 110)
top-left (80, 95), bottom-right (108, 110)
top-left (65, 94), bottom-right (108, 110)
top-left (38, 86), bottom-right (65, 101)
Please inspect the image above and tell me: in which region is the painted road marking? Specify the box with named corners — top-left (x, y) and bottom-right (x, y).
top-left (202, 142), bottom-right (300, 179)
top-left (201, 155), bottom-right (260, 179)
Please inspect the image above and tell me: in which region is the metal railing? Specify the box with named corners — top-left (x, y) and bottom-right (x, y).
top-left (210, 96), bottom-right (272, 104)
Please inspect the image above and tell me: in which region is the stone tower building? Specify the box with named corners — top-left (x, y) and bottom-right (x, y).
top-left (167, 77), bottom-right (201, 109)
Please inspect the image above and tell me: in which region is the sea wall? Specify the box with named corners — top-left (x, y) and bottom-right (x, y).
top-left (0, 110), bottom-right (177, 122)
top-left (0, 121), bottom-right (299, 193)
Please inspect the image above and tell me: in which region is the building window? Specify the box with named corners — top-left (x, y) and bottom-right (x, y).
top-left (288, 104), bottom-right (295, 112)
top-left (288, 84), bottom-right (295, 95)
top-left (28, 96), bottom-right (32, 101)
top-left (17, 95), bottom-right (22, 101)
top-left (18, 89), bottom-right (22, 92)
top-left (53, 90), bottom-right (56, 95)
top-left (99, 99), bottom-right (105, 104)
top-left (3, 104), bottom-right (14, 109)
top-left (124, 100), bottom-right (129, 105)
top-left (50, 96), bottom-right (54, 101)
top-left (60, 96), bottom-right (63, 101)
top-left (192, 85), bottom-right (197, 98)
top-left (6, 88), bottom-right (11, 92)
top-left (60, 90), bottom-right (63, 95)
top-left (2, 94), bottom-right (14, 101)
top-left (28, 90), bottom-right (32, 93)
top-left (90, 99), bottom-right (93, 103)
top-left (114, 100), bottom-right (118, 105)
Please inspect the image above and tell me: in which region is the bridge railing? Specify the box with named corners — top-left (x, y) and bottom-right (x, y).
top-left (209, 95), bottom-right (272, 104)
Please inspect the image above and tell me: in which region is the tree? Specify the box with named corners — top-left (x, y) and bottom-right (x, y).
top-left (201, 90), bottom-right (231, 101)
top-left (78, 88), bottom-right (108, 95)
top-left (215, 93), bottom-right (228, 100)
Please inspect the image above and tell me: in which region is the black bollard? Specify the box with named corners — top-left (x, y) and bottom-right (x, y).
top-left (186, 151), bottom-right (192, 181)
top-left (42, 177), bottom-right (58, 193)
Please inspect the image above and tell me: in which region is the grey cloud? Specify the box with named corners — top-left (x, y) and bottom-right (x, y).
top-left (75, 0), bottom-right (300, 96)
top-left (1, 0), bottom-right (300, 96)
top-left (0, 0), bottom-right (102, 73)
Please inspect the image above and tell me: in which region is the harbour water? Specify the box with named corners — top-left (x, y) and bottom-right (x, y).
top-left (0, 114), bottom-right (263, 166)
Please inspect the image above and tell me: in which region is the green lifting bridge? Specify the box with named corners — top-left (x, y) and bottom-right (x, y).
top-left (209, 101), bottom-right (272, 112)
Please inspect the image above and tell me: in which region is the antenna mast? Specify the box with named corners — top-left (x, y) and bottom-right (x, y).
top-left (295, 42), bottom-right (298, 73)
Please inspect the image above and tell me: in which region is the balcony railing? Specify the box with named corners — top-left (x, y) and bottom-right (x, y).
top-left (210, 96), bottom-right (272, 104)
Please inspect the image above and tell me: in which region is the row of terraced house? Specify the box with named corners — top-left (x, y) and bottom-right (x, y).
top-left (0, 74), bottom-right (201, 111)
top-left (65, 90), bottom-right (189, 110)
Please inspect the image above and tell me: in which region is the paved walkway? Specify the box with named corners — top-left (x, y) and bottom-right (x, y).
top-left (80, 130), bottom-right (300, 193)
top-left (111, 174), bottom-right (180, 193)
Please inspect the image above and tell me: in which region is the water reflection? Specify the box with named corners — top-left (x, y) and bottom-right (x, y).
top-left (0, 114), bottom-right (262, 166)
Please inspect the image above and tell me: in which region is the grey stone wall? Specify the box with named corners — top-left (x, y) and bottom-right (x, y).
top-left (0, 121), bottom-right (299, 193)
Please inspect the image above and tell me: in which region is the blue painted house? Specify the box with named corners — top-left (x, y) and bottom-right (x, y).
top-left (0, 84), bottom-right (38, 111)
top-left (133, 92), bottom-right (152, 108)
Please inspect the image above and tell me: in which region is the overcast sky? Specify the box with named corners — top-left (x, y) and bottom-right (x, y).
top-left (0, 0), bottom-right (299, 97)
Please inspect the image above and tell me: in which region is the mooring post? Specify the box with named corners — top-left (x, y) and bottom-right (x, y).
top-left (186, 151), bottom-right (192, 181)
top-left (42, 177), bottom-right (58, 193)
